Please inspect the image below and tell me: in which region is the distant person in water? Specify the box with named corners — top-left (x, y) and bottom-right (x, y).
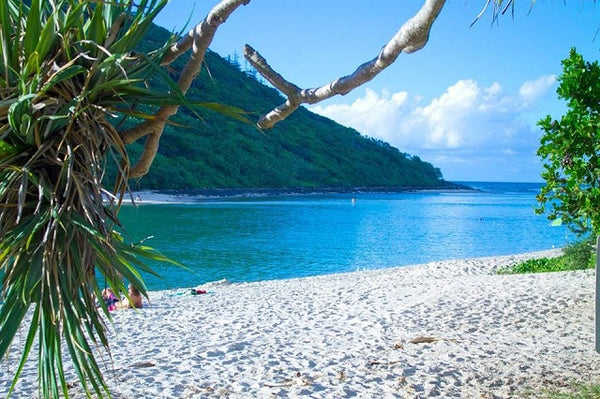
top-left (117, 284), bottom-right (143, 309)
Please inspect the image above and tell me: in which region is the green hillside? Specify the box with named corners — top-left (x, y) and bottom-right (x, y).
top-left (118, 24), bottom-right (455, 190)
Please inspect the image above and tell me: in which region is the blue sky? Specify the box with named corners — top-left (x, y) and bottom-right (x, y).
top-left (155, 1), bottom-right (599, 183)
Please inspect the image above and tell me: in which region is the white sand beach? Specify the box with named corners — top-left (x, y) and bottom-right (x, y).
top-left (1, 249), bottom-right (599, 398)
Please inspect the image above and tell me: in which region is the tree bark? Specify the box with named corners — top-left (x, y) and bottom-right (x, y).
top-left (244, 0), bottom-right (446, 129)
top-left (121, 0), bottom-right (251, 178)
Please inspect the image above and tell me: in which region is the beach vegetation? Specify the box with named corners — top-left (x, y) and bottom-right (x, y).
top-left (540, 382), bottom-right (600, 399)
top-left (561, 236), bottom-right (596, 270)
top-left (554, 384), bottom-right (600, 399)
top-left (0, 1), bottom-right (205, 397)
top-left (536, 48), bottom-right (600, 237)
top-left (497, 238), bottom-right (596, 274)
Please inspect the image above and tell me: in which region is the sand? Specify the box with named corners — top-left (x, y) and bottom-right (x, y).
top-left (1, 249), bottom-right (599, 398)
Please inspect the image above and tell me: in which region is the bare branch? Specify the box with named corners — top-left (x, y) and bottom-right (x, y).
top-left (122, 0), bottom-right (251, 178)
top-left (161, 0), bottom-right (251, 66)
top-left (122, 0), bottom-right (447, 177)
top-left (245, 0), bottom-right (446, 129)
top-left (243, 45), bottom-right (301, 96)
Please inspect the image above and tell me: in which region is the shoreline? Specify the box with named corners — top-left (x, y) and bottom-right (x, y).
top-left (124, 184), bottom-right (477, 204)
top-left (2, 249), bottom-right (598, 398)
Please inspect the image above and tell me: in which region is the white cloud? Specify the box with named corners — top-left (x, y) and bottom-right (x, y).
top-left (519, 75), bottom-right (557, 105)
top-left (309, 75), bottom-right (558, 181)
top-left (310, 88), bottom-right (411, 143)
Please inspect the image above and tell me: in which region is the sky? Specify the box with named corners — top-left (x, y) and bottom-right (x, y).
top-left (154, 1), bottom-right (600, 183)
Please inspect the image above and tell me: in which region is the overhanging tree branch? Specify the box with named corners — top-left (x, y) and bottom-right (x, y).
top-left (121, 0), bottom-right (251, 178)
top-left (244, 0), bottom-right (446, 129)
top-left (121, 0), bottom-right (446, 177)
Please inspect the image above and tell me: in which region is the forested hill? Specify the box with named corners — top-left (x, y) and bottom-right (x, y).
top-left (121, 23), bottom-right (455, 190)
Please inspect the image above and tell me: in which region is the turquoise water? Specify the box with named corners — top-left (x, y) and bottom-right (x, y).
top-left (118, 182), bottom-right (571, 290)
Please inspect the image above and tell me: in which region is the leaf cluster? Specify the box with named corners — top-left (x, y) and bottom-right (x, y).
top-left (536, 48), bottom-right (600, 236)
top-left (497, 238), bottom-right (596, 274)
top-left (0, 1), bottom-right (182, 398)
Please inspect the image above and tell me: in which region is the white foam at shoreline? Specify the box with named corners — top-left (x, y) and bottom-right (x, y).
top-left (2, 249), bottom-right (599, 398)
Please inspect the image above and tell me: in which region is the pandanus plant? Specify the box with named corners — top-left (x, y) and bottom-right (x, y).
top-left (0, 1), bottom-right (212, 397)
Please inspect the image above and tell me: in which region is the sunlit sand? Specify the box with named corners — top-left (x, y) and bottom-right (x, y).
top-left (2, 249), bottom-right (598, 398)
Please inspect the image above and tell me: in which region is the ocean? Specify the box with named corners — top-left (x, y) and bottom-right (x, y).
top-left (118, 182), bottom-right (572, 290)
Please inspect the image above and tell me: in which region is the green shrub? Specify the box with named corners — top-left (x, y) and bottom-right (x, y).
top-left (498, 238), bottom-right (596, 275)
top-left (547, 383), bottom-right (600, 399)
top-left (498, 257), bottom-right (566, 274)
top-left (562, 237), bottom-right (596, 270)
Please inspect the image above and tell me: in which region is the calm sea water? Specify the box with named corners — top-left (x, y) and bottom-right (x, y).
top-left (118, 182), bottom-right (571, 290)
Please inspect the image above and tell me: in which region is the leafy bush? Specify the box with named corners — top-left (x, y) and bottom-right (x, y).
top-left (562, 237), bottom-right (596, 270)
top-left (536, 49), bottom-right (600, 237)
top-left (497, 258), bottom-right (562, 274)
top-left (498, 239), bottom-right (596, 275)
top-left (546, 383), bottom-right (600, 399)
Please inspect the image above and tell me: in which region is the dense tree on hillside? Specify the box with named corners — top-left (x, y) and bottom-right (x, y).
top-left (121, 0), bottom-right (446, 178)
top-left (122, 35), bottom-right (446, 190)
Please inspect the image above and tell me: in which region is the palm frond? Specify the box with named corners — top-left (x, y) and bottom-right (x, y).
top-left (1, 0), bottom-right (251, 396)
top-left (0, 1), bottom-right (186, 397)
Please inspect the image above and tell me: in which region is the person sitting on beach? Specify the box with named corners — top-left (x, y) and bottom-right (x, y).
top-left (101, 288), bottom-right (119, 311)
top-left (117, 283), bottom-right (143, 309)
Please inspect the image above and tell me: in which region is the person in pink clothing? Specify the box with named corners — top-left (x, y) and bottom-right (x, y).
top-left (101, 288), bottom-right (119, 311)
